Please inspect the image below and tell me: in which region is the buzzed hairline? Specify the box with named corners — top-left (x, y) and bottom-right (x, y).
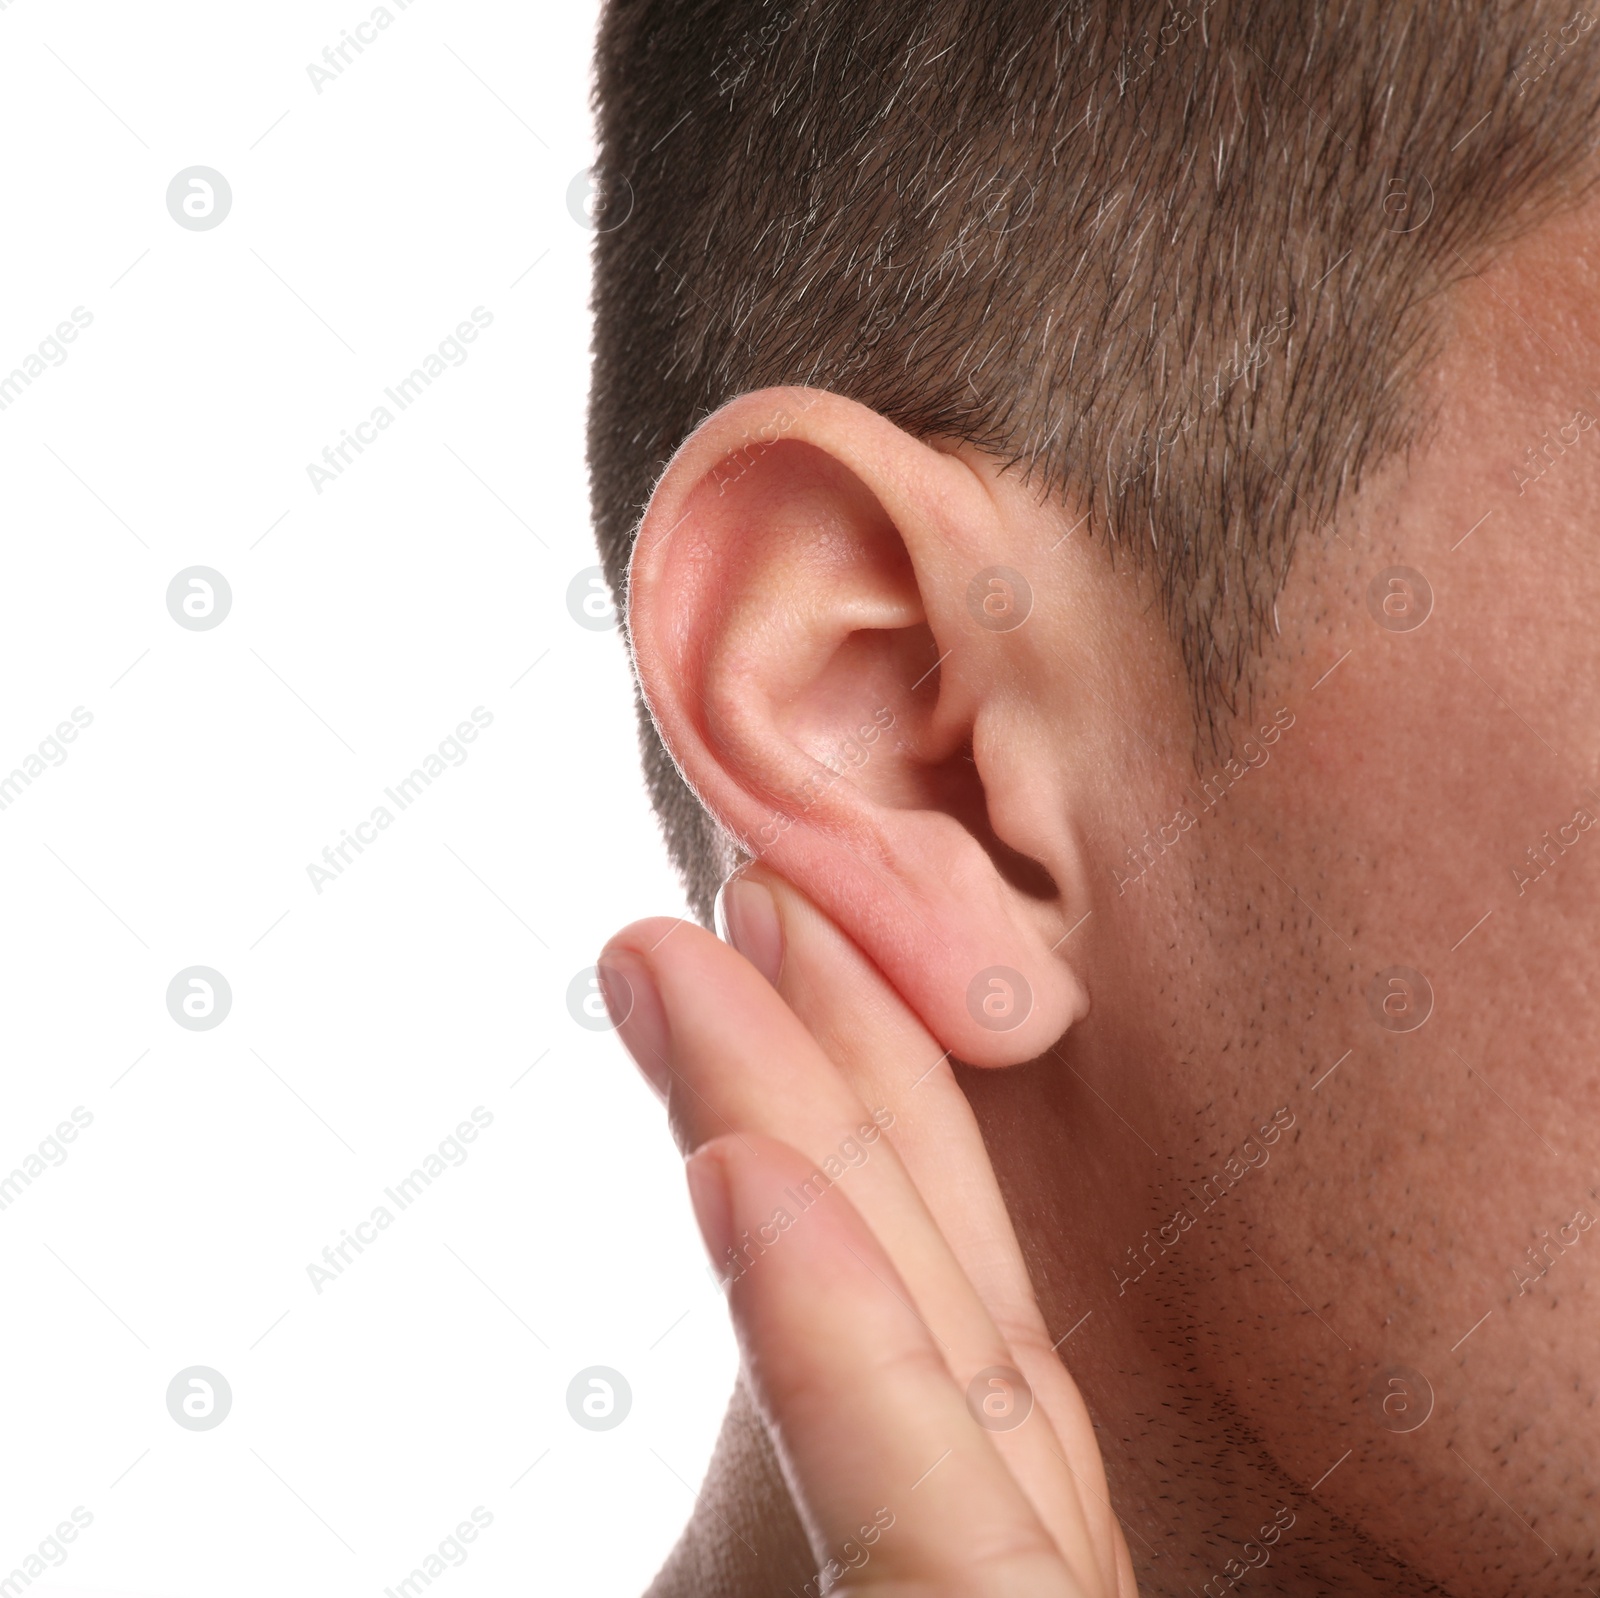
top-left (588, 0), bottom-right (1600, 919)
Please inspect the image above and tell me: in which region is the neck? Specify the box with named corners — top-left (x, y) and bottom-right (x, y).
top-left (963, 1055), bottom-right (1450, 1598)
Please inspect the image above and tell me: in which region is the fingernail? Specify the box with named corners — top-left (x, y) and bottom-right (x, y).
top-left (598, 950), bottom-right (671, 1100)
top-left (685, 1143), bottom-right (736, 1273)
top-left (714, 875), bottom-right (785, 987)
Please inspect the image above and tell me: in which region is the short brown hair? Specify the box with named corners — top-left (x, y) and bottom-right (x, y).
top-left (588, 0), bottom-right (1600, 921)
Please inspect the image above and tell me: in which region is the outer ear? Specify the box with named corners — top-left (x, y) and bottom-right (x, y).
top-left (626, 386), bottom-right (1088, 1067)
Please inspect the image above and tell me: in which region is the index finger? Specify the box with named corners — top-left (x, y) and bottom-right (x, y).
top-left (599, 912), bottom-right (1114, 1593)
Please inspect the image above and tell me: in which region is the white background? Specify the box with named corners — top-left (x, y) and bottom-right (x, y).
top-left (0, 3), bottom-right (732, 1593)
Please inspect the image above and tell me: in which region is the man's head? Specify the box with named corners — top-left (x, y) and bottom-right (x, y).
top-left (590, 3), bottom-right (1600, 1591)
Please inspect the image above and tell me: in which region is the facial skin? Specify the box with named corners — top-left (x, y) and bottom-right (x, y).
top-left (620, 193), bottom-right (1600, 1596)
top-left (1044, 195), bottom-right (1600, 1594)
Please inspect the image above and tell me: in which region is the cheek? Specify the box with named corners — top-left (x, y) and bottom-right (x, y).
top-left (1169, 443), bottom-right (1600, 1575)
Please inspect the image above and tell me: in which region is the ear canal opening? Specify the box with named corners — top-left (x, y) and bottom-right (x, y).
top-left (941, 738), bottom-right (1060, 902)
top-left (989, 835), bottom-right (1059, 901)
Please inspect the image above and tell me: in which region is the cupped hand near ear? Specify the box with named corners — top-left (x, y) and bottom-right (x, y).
top-left (599, 866), bottom-right (1137, 1597)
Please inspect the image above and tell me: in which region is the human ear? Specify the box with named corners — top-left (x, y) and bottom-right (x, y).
top-left (626, 386), bottom-right (1088, 1067)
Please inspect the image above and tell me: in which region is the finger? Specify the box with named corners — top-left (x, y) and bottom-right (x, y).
top-left (688, 1131), bottom-right (1082, 1598)
top-left (599, 915), bottom-right (1111, 1591)
top-left (601, 916), bottom-right (984, 1348)
top-left (725, 866), bottom-right (1129, 1591)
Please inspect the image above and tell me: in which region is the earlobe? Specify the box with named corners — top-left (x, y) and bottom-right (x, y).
top-left (627, 387), bottom-right (1088, 1067)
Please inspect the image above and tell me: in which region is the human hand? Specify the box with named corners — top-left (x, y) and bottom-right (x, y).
top-left (600, 866), bottom-right (1137, 1596)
